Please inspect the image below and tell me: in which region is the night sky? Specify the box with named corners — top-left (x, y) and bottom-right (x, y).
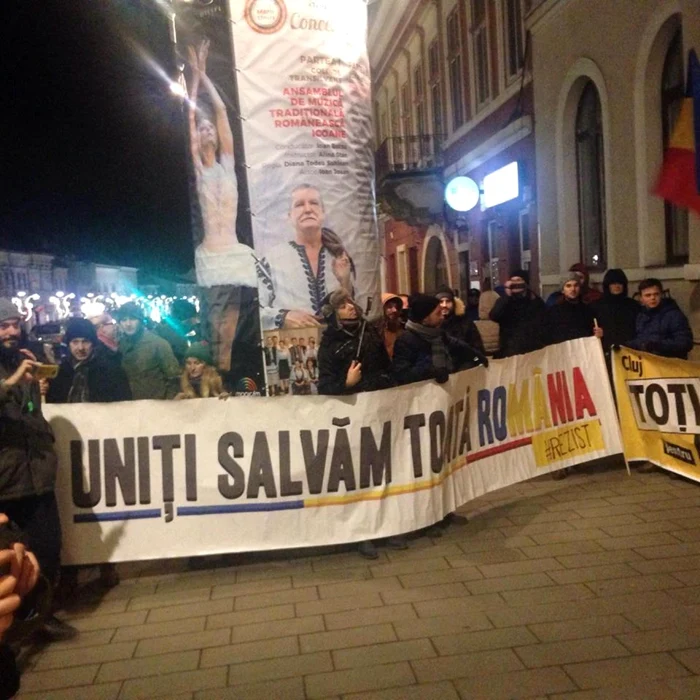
top-left (0, 0), bottom-right (193, 276)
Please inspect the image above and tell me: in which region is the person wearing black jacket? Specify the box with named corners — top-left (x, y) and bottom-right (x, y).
top-left (46, 318), bottom-right (132, 404)
top-left (590, 269), bottom-right (640, 354)
top-left (435, 286), bottom-right (485, 355)
top-left (317, 291), bottom-right (394, 396)
top-left (545, 273), bottom-right (603, 346)
top-left (0, 299), bottom-right (76, 642)
top-left (489, 269), bottom-right (547, 358)
top-left (393, 294), bottom-right (486, 532)
top-left (393, 294), bottom-right (487, 386)
top-left (317, 290), bottom-right (403, 559)
top-left (46, 317), bottom-right (130, 595)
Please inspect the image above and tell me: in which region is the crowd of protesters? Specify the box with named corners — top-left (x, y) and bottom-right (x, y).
top-left (0, 265), bottom-right (696, 695)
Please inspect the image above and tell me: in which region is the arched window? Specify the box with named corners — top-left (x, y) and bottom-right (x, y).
top-left (424, 236), bottom-right (448, 291)
top-left (661, 28), bottom-right (688, 263)
top-left (575, 81), bottom-right (606, 269)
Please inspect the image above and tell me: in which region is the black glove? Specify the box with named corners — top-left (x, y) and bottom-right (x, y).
top-left (435, 368), bottom-right (449, 384)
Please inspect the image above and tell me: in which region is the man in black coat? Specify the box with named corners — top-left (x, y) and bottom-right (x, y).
top-left (317, 290), bottom-right (403, 559)
top-left (489, 269), bottom-right (547, 358)
top-left (545, 273), bottom-right (603, 346)
top-left (394, 294), bottom-right (486, 386)
top-left (47, 318), bottom-right (132, 404)
top-left (0, 298), bottom-right (76, 641)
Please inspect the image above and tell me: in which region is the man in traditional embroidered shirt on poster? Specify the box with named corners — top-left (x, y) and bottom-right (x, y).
top-left (257, 183), bottom-right (355, 331)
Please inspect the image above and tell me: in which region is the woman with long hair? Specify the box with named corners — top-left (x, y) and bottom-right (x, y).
top-left (175, 344), bottom-right (228, 399)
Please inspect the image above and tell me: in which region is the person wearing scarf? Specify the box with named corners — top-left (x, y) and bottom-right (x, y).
top-left (393, 294), bottom-right (486, 386)
top-left (317, 289), bottom-right (404, 559)
top-left (393, 293), bottom-right (488, 533)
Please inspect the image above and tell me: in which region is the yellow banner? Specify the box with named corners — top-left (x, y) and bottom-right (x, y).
top-left (612, 347), bottom-right (700, 480)
top-left (532, 419), bottom-right (605, 468)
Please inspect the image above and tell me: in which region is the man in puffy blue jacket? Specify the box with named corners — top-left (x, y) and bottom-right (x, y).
top-left (627, 278), bottom-right (694, 360)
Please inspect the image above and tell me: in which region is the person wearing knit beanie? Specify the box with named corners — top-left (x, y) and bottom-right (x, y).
top-left (176, 342), bottom-right (227, 400)
top-left (0, 298), bottom-right (21, 324)
top-left (64, 318), bottom-right (98, 347)
top-left (408, 293), bottom-right (441, 324)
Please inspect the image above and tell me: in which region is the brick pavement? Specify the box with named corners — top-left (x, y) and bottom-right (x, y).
top-left (14, 462), bottom-right (700, 699)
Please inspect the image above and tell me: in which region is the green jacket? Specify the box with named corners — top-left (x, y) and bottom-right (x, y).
top-left (0, 363), bottom-right (57, 501)
top-left (119, 329), bottom-right (181, 400)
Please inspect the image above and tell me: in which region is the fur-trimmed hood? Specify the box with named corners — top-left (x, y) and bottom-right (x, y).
top-left (452, 297), bottom-right (466, 318)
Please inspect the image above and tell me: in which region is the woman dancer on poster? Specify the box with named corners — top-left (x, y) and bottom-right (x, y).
top-left (187, 39), bottom-right (258, 370)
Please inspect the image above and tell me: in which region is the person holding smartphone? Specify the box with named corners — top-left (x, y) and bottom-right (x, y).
top-left (0, 298), bottom-right (76, 641)
top-left (489, 269), bottom-right (547, 358)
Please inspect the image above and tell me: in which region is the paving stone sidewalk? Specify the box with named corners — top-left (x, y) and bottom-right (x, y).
top-left (14, 463), bottom-right (700, 699)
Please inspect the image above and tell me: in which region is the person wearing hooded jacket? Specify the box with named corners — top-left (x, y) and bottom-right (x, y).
top-left (627, 278), bottom-right (693, 360)
top-left (589, 269), bottom-right (640, 355)
top-left (435, 286), bottom-right (485, 355)
top-left (489, 269), bottom-right (546, 358)
top-left (372, 293), bottom-right (405, 360)
top-left (475, 290), bottom-right (501, 356)
top-left (317, 289), bottom-right (404, 558)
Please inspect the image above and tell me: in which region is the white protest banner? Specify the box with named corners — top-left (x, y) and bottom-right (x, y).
top-left (46, 338), bottom-right (622, 565)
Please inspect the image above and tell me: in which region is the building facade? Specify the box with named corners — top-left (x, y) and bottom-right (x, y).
top-left (530, 0), bottom-right (699, 351)
top-left (370, 0), bottom-right (538, 298)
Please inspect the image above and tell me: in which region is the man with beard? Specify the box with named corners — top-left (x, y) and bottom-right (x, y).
top-left (117, 302), bottom-right (181, 400)
top-left (317, 289), bottom-right (405, 558)
top-left (47, 318), bottom-right (132, 404)
top-left (373, 293), bottom-right (405, 360)
top-left (0, 299), bottom-right (76, 639)
top-left (489, 269), bottom-right (547, 358)
top-left (435, 286), bottom-right (484, 355)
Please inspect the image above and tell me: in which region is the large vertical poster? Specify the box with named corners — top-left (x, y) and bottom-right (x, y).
top-left (174, 0), bottom-right (379, 397)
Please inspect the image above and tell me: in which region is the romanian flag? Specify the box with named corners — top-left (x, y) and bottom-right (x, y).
top-left (655, 49), bottom-right (700, 215)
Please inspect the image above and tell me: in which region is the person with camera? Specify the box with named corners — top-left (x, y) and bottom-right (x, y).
top-left (0, 299), bottom-right (76, 641)
top-left (489, 270), bottom-right (547, 358)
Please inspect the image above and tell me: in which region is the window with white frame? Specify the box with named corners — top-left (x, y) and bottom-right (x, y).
top-left (414, 63), bottom-right (426, 137)
top-left (428, 40), bottom-right (444, 137)
top-left (575, 81), bottom-right (606, 269)
top-left (446, 7), bottom-right (465, 130)
top-left (503, 0), bottom-right (524, 81)
top-left (472, 0), bottom-right (490, 106)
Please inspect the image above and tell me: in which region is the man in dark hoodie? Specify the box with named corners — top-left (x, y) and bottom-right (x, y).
top-left (627, 278), bottom-right (693, 360)
top-left (435, 286), bottom-right (485, 355)
top-left (489, 269), bottom-right (546, 358)
top-left (590, 269), bottom-right (640, 356)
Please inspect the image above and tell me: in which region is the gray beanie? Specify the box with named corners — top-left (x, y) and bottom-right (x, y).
top-left (561, 272), bottom-right (580, 288)
top-left (0, 298), bottom-right (21, 323)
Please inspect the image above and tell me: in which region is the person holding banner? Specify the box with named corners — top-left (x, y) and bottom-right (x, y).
top-left (373, 293), bottom-right (405, 360)
top-left (435, 286), bottom-right (485, 355)
top-left (318, 289), bottom-right (403, 558)
top-left (545, 273), bottom-right (604, 346)
top-left (590, 269), bottom-right (640, 356)
top-left (394, 294), bottom-right (487, 387)
top-left (257, 185), bottom-right (356, 330)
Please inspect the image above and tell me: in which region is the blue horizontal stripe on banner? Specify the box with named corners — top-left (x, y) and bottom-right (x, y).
top-left (73, 509), bottom-right (162, 523)
top-left (177, 502), bottom-right (305, 516)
